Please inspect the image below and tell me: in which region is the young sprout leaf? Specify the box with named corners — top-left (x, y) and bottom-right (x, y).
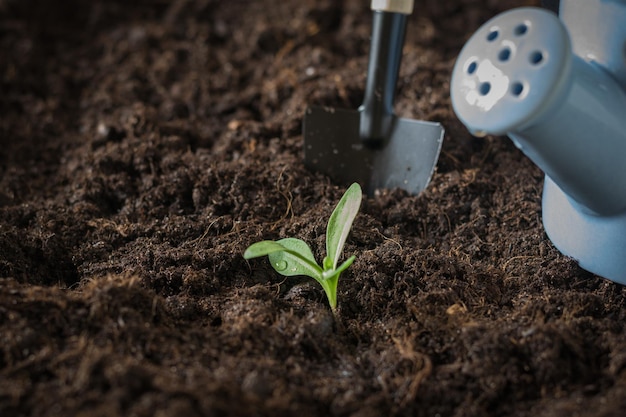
top-left (323, 256), bottom-right (333, 271)
top-left (243, 240), bottom-right (291, 259)
top-left (244, 239), bottom-right (322, 279)
top-left (267, 238), bottom-right (323, 279)
top-left (322, 255), bottom-right (356, 280)
top-left (326, 182), bottom-right (362, 269)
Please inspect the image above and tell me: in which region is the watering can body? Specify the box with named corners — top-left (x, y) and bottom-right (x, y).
top-left (450, 1), bottom-right (626, 283)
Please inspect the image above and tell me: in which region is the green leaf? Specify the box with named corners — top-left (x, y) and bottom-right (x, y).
top-left (322, 255), bottom-right (355, 280)
top-left (267, 238), bottom-right (323, 280)
top-left (319, 256), bottom-right (356, 311)
top-left (322, 256), bottom-right (333, 271)
top-left (243, 240), bottom-right (291, 259)
top-left (326, 183), bottom-right (362, 269)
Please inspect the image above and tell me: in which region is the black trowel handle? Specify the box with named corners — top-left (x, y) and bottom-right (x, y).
top-left (359, 0), bottom-right (414, 146)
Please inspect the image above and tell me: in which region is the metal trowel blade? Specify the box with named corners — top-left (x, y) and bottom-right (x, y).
top-left (303, 105), bottom-right (444, 196)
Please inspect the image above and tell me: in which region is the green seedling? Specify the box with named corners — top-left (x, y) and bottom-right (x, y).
top-left (243, 182), bottom-right (362, 312)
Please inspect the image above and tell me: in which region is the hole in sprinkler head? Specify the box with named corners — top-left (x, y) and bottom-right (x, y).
top-left (530, 51), bottom-right (544, 65)
top-left (510, 82), bottom-right (524, 97)
top-left (479, 82), bottom-right (491, 96)
top-left (467, 60), bottom-right (477, 75)
top-left (514, 23), bottom-right (528, 36)
top-left (498, 48), bottom-right (511, 62)
top-left (487, 29), bottom-right (499, 42)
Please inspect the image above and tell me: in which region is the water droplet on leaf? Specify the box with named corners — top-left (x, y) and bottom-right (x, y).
top-left (275, 260), bottom-right (288, 271)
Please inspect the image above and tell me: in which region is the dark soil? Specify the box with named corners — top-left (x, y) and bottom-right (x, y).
top-left (2, 0), bottom-right (626, 415)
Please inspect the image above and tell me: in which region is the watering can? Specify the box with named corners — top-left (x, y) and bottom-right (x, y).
top-left (450, 1), bottom-right (626, 283)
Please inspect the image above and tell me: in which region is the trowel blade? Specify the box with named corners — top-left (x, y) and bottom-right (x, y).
top-left (303, 105), bottom-right (444, 196)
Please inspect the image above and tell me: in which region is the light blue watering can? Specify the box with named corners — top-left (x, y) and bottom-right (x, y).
top-left (450, 1), bottom-right (626, 283)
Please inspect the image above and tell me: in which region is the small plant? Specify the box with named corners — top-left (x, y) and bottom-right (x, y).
top-left (243, 182), bottom-right (362, 312)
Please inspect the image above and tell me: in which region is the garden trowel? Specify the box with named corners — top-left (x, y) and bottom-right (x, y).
top-left (303, 0), bottom-right (444, 196)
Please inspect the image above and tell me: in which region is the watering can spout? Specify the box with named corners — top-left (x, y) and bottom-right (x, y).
top-left (450, 4), bottom-right (626, 283)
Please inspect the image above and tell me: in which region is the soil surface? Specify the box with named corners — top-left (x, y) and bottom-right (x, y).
top-left (2, 0), bottom-right (626, 416)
